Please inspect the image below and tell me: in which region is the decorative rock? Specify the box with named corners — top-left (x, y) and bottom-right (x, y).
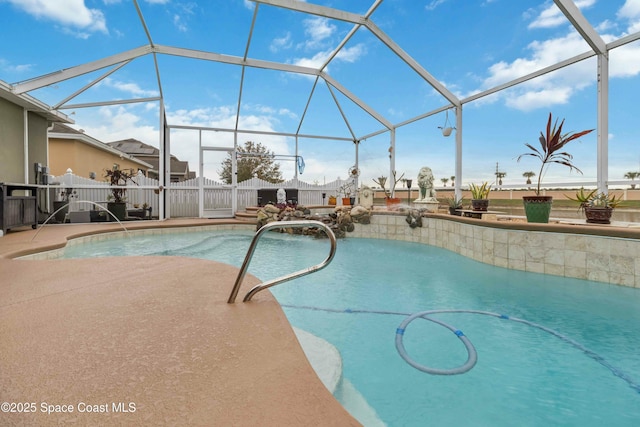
top-left (405, 209), bottom-right (423, 228)
top-left (264, 203), bottom-right (281, 214)
top-left (350, 205), bottom-right (371, 224)
top-left (350, 205), bottom-right (368, 217)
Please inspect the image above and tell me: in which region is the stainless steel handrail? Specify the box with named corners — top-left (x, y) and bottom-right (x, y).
top-left (227, 220), bottom-right (337, 303)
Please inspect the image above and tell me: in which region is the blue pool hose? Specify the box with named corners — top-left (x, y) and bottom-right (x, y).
top-left (281, 304), bottom-right (640, 394)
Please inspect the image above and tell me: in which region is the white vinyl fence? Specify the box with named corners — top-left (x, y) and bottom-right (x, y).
top-left (49, 170), bottom-right (353, 218)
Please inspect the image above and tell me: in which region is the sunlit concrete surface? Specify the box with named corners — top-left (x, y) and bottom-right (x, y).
top-left (0, 220), bottom-right (360, 426)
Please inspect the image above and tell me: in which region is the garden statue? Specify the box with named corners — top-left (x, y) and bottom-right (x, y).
top-left (416, 167), bottom-right (437, 202)
top-left (277, 188), bottom-right (286, 204)
top-left (359, 185), bottom-right (374, 209)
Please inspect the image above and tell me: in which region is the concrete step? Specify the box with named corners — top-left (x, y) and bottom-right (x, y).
top-left (235, 206), bottom-right (259, 222)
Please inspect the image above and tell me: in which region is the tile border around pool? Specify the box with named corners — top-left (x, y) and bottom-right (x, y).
top-left (350, 214), bottom-right (640, 289)
top-left (17, 217), bottom-right (640, 288)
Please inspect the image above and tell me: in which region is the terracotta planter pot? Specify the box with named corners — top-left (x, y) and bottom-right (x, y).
top-left (522, 196), bottom-right (553, 223)
top-left (386, 197), bottom-right (401, 208)
top-left (342, 197), bottom-right (351, 206)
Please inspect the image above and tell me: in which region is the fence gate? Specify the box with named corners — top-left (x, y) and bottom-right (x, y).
top-left (200, 147), bottom-right (235, 218)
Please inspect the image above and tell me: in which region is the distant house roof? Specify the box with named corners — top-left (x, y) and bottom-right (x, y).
top-left (108, 139), bottom-right (159, 156)
top-left (49, 124), bottom-right (153, 169)
top-left (108, 138), bottom-right (193, 179)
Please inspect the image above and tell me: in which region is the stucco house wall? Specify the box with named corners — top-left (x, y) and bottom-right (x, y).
top-left (0, 97), bottom-right (47, 184)
top-left (49, 136), bottom-right (149, 179)
top-left (0, 80), bottom-right (72, 186)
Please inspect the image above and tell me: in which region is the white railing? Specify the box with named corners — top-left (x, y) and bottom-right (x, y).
top-left (48, 170), bottom-right (351, 218)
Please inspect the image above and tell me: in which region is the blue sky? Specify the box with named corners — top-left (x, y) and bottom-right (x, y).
top-left (1, 0), bottom-right (640, 188)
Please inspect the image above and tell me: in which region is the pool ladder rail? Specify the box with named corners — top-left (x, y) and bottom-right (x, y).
top-left (227, 220), bottom-right (337, 303)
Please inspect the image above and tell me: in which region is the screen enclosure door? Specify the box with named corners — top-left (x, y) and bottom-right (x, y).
top-left (199, 147), bottom-right (235, 218)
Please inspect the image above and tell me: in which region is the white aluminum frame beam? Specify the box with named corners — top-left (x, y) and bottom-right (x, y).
top-left (325, 81), bottom-right (357, 140)
top-left (554, 0), bottom-right (606, 54)
top-left (58, 97), bottom-right (161, 110)
top-left (322, 73), bottom-right (392, 130)
top-left (365, 20), bottom-right (460, 108)
top-left (53, 61), bottom-right (131, 109)
top-left (168, 123), bottom-right (354, 142)
top-left (155, 45), bottom-right (320, 77)
top-left (12, 46), bottom-right (152, 94)
top-left (252, 0), bottom-right (364, 24)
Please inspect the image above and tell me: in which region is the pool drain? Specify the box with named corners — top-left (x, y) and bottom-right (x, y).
top-left (395, 310), bottom-right (477, 375)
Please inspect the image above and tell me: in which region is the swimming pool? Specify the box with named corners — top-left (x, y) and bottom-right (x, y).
top-left (63, 230), bottom-right (640, 426)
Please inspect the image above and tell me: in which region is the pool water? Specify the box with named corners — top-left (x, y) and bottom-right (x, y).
top-left (63, 230), bottom-right (640, 426)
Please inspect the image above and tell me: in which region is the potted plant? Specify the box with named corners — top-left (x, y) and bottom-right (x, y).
top-left (105, 167), bottom-right (136, 221)
top-left (328, 195), bottom-right (337, 206)
top-left (517, 113), bottom-right (594, 223)
top-left (338, 182), bottom-right (354, 206)
top-left (53, 187), bottom-right (75, 223)
top-left (445, 194), bottom-right (465, 215)
top-left (469, 182), bottom-right (491, 211)
top-left (567, 188), bottom-right (622, 224)
top-left (373, 171), bottom-right (405, 208)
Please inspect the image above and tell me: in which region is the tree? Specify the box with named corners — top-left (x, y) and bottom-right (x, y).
top-left (219, 141), bottom-right (284, 184)
top-left (440, 177), bottom-right (449, 187)
top-left (523, 171), bottom-right (536, 185)
top-left (495, 171), bottom-right (506, 186)
top-left (450, 175), bottom-right (455, 187)
top-left (624, 171), bottom-right (640, 189)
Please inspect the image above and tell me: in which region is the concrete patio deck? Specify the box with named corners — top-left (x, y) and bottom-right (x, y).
top-left (0, 220), bottom-right (359, 426)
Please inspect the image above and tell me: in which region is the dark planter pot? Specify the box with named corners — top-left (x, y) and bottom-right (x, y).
top-left (52, 201), bottom-right (69, 223)
top-left (90, 210), bottom-right (108, 222)
top-left (585, 206), bottom-right (613, 224)
top-left (350, 197), bottom-right (356, 206)
top-left (449, 206), bottom-right (462, 215)
top-left (471, 199), bottom-right (489, 211)
top-left (107, 202), bottom-right (127, 221)
top-left (523, 196), bottom-right (553, 223)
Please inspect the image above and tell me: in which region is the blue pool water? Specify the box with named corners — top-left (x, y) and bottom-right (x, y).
top-left (63, 230), bottom-right (640, 426)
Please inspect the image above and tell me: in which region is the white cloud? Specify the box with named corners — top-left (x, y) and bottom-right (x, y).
top-left (0, 59), bottom-right (33, 74)
top-left (270, 32), bottom-right (292, 53)
top-left (617, 0), bottom-right (640, 33)
top-left (610, 43), bottom-right (640, 77)
top-left (505, 86), bottom-right (573, 111)
top-left (425, 0), bottom-right (449, 11)
top-left (302, 17), bottom-right (335, 50)
top-left (618, 0), bottom-right (640, 19)
top-left (470, 31), bottom-right (597, 111)
top-left (293, 49), bottom-right (331, 69)
top-left (74, 102), bottom-right (300, 181)
top-left (292, 43), bottom-right (366, 71)
top-left (335, 44), bottom-right (367, 63)
top-left (471, 0), bottom-right (640, 113)
top-left (5, 0), bottom-right (107, 34)
top-left (529, 0), bottom-right (596, 29)
top-left (173, 14), bottom-right (187, 32)
top-left (99, 78), bottom-right (160, 97)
